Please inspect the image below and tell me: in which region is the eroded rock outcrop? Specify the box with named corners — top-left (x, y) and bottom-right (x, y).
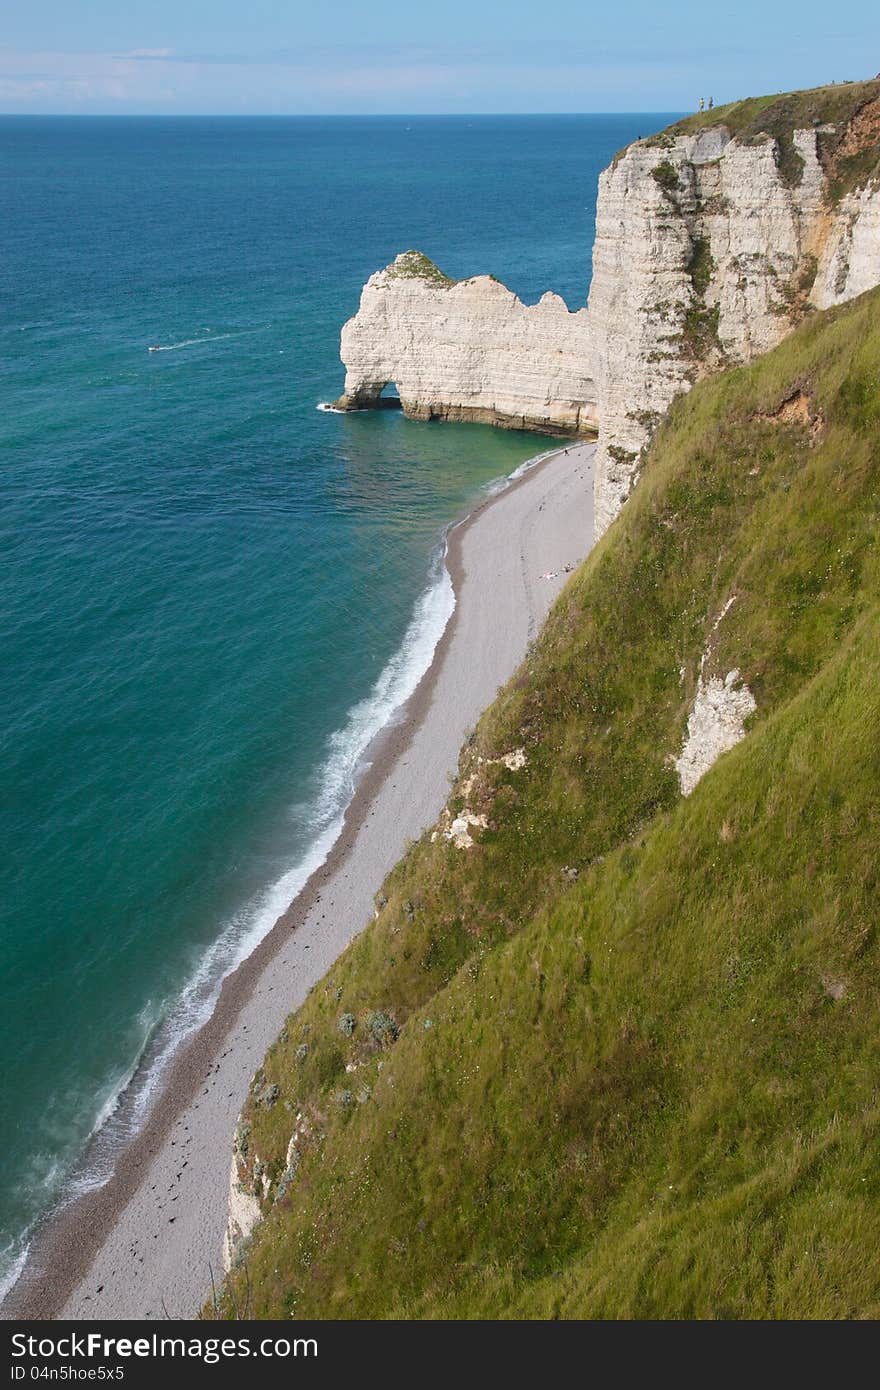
top-left (676, 668), bottom-right (757, 796)
top-left (223, 1151), bottom-right (262, 1273)
top-left (590, 83), bottom-right (880, 533)
top-left (334, 251), bottom-right (597, 437)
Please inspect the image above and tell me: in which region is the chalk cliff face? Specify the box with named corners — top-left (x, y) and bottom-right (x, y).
top-left (334, 251), bottom-right (597, 437)
top-left (813, 180), bottom-right (880, 309)
top-left (590, 90), bottom-right (880, 533)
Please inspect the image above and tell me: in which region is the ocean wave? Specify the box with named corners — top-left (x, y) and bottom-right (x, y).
top-left (507, 443), bottom-right (567, 480)
top-left (479, 442), bottom-right (567, 500)
top-left (0, 1242), bottom-right (29, 1308)
top-left (151, 542), bottom-right (453, 1058)
top-left (312, 545), bottom-right (454, 826)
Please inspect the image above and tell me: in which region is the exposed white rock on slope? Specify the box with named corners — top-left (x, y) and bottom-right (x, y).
top-left (442, 811), bottom-right (488, 850)
top-left (430, 749), bottom-right (527, 849)
top-left (590, 127), bottom-right (880, 535)
top-left (335, 252), bottom-right (597, 437)
top-left (813, 181), bottom-right (880, 308)
top-left (675, 668), bottom-right (757, 796)
top-left (223, 1154), bottom-right (261, 1273)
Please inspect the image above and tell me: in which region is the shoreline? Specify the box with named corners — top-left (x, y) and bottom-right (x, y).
top-left (5, 439), bottom-right (595, 1320)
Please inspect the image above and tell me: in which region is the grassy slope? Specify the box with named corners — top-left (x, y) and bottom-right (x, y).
top-left (218, 286), bottom-right (880, 1319)
top-left (668, 77), bottom-right (879, 140)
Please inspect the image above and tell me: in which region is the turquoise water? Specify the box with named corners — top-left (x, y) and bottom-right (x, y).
top-left (0, 113), bottom-right (663, 1289)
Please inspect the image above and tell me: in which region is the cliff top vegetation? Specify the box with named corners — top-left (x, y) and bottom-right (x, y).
top-left (667, 77), bottom-right (880, 196)
top-left (386, 250), bottom-right (457, 287)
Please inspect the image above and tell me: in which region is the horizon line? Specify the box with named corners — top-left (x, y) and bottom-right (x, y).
top-left (0, 109), bottom-right (686, 119)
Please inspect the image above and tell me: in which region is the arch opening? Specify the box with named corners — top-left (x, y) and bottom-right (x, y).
top-left (375, 381), bottom-right (402, 411)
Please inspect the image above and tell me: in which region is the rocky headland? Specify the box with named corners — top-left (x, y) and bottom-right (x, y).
top-left (336, 81), bottom-right (880, 535)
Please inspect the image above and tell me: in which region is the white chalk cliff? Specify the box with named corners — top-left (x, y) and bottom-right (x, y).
top-left (334, 83), bottom-right (880, 537)
top-left (590, 97), bottom-right (880, 533)
top-left (334, 251), bottom-right (597, 437)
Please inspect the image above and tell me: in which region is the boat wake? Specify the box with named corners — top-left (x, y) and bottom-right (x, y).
top-left (147, 329), bottom-right (261, 354)
top-left (148, 339), bottom-right (203, 353)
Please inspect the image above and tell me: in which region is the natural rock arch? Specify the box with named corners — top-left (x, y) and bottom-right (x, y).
top-left (333, 251), bottom-right (597, 438)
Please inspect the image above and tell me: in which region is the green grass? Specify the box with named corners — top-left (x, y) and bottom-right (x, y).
top-left (651, 160), bottom-right (680, 193)
top-left (387, 250), bottom-right (456, 286)
top-left (667, 77), bottom-right (880, 197)
top-left (669, 78), bottom-right (878, 140)
top-left (687, 236), bottom-right (715, 297)
top-left (680, 234), bottom-right (725, 363)
top-left (213, 285), bottom-right (880, 1320)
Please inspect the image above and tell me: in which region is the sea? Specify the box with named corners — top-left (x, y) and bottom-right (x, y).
top-left (0, 112), bottom-right (668, 1295)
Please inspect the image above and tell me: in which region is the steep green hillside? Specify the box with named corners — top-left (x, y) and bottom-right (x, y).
top-left (215, 285), bottom-right (880, 1320)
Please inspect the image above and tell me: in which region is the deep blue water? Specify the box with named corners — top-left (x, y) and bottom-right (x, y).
top-left (0, 112), bottom-right (668, 1291)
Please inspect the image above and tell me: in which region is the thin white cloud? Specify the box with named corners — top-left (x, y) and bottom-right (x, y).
top-left (0, 48), bottom-right (181, 106)
top-left (117, 49), bottom-right (175, 61)
top-left (0, 40), bottom-right (857, 114)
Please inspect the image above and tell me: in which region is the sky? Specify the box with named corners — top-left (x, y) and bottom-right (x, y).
top-left (1, 1), bottom-right (877, 115)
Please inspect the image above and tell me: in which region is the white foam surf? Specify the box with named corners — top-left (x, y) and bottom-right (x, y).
top-left (156, 544), bottom-right (453, 1061)
top-left (0, 1243), bottom-right (29, 1307)
top-left (163, 542), bottom-right (453, 1040)
top-left (508, 442), bottom-right (570, 480)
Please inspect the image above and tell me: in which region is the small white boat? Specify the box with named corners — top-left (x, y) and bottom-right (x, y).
top-left (148, 345), bottom-right (161, 353)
